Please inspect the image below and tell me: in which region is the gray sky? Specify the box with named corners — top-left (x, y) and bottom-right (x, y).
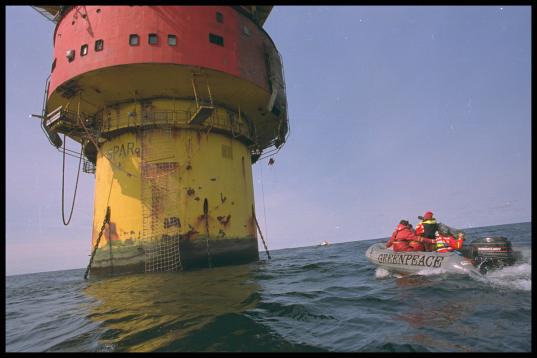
top-left (6, 6), bottom-right (531, 275)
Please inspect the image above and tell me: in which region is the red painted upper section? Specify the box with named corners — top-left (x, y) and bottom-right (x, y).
top-left (49, 6), bottom-right (274, 96)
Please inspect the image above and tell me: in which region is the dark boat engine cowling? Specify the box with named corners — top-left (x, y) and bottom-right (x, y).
top-left (461, 237), bottom-right (516, 273)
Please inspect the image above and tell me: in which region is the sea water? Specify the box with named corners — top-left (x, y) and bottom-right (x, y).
top-left (5, 222), bottom-right (531, 352)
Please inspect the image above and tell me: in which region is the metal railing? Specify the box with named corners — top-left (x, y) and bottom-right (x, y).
top-left (96, 109), bottom-right (252, 139)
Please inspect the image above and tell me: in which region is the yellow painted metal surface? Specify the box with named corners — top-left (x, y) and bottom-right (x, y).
top-left (91, 99), bottom-right (256, 257)
top-left (47, 63), bottom-right (287, 152)
top-left (95, 98), bottom-right (252, 143)
top-left (38, 6), bottom-right (287, 275)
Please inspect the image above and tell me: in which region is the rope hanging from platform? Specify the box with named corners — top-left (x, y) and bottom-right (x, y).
top-left (84, 206), bottom-right (111, 280)
top-left (252, 205), bottom-right (271, 260)
top-left (61, 133), bottom-right (83, 226)
top-left (203, 198), bottom-right (213, 268)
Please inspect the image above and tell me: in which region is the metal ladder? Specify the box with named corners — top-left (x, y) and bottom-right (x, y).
top-left (189, 71), bottom-right (215, 125)
top-left (140, 121), bottom-right (182, 272)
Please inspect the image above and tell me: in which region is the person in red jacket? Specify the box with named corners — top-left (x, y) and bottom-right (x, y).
top-left (386, 220), bottom-right (435, 252)
top-left (434, 227), bottom-right (465, 253)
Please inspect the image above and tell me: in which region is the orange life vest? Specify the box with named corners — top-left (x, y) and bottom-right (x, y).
top-left (435, 235), bottom-right (463, 253)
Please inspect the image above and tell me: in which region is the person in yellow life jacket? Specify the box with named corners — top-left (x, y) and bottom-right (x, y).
top-left (433, 227), bottom-right (465, 253)
top-left (415, 211), bottom-right (439, 251)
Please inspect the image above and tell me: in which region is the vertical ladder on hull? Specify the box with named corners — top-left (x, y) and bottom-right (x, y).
top-left (140, 116), bottom-right (182, 272)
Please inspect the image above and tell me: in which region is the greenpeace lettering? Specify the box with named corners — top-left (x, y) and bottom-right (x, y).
top-left (377, 253), bottom-right (444, 268)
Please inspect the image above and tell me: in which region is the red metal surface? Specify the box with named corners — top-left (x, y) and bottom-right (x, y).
top-left (49, 6), bottom-right (272, 96)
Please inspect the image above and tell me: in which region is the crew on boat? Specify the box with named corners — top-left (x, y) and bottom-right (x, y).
top-left (415, 211), bottom-right (439, 251)
top-left (386, 219), bottom-right (435, 252)
top-left (433, 227), bottom-right (465, 253)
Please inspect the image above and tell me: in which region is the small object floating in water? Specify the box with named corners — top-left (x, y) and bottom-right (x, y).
top-left (320, 240), bottom-right (329, 246)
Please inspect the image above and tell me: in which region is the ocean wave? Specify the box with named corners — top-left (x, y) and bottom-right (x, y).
top-left (6, 223), bottom-right (532, 352)
top-left (474, 263), bottom-right (532, 291)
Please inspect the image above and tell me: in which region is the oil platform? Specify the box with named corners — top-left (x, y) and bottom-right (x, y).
top-left (32, 6), bottom-right (288, 276)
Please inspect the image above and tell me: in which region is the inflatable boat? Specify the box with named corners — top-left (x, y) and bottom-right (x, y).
top-left (365, 236), bottom-right (517, 275)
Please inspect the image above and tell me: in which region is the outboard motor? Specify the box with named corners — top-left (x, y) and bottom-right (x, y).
top-left (462, 237), bottom-right (516, 273)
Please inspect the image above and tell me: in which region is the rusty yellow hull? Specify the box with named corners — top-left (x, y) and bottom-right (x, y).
top-left (88, 99), bottom-right (259, 276)
top-left (36, 6), bottom-right (289, 277)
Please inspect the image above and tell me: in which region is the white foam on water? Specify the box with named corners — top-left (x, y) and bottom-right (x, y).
top-left (472, 262), bottom-right (532, 291)
top-left (517, 247), bottom-right (532, 263)
top-left (375, 267), bottom-right (391, 279)
top-left (415, 268), bottom-right (449, 276)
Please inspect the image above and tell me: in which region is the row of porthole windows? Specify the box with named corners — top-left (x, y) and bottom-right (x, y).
top-left (61, 32), bottom-right (226, 67)
top-left (127, 33), bottom-right (224, 47)
top-left (63, 39), bottom-right (104, 64)
top-left (128, 33), bottom-right (178, 46)
top-left (62, 10), bottom-right (225, 64)
top-left (60, 10), bottom-right (228, 66)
